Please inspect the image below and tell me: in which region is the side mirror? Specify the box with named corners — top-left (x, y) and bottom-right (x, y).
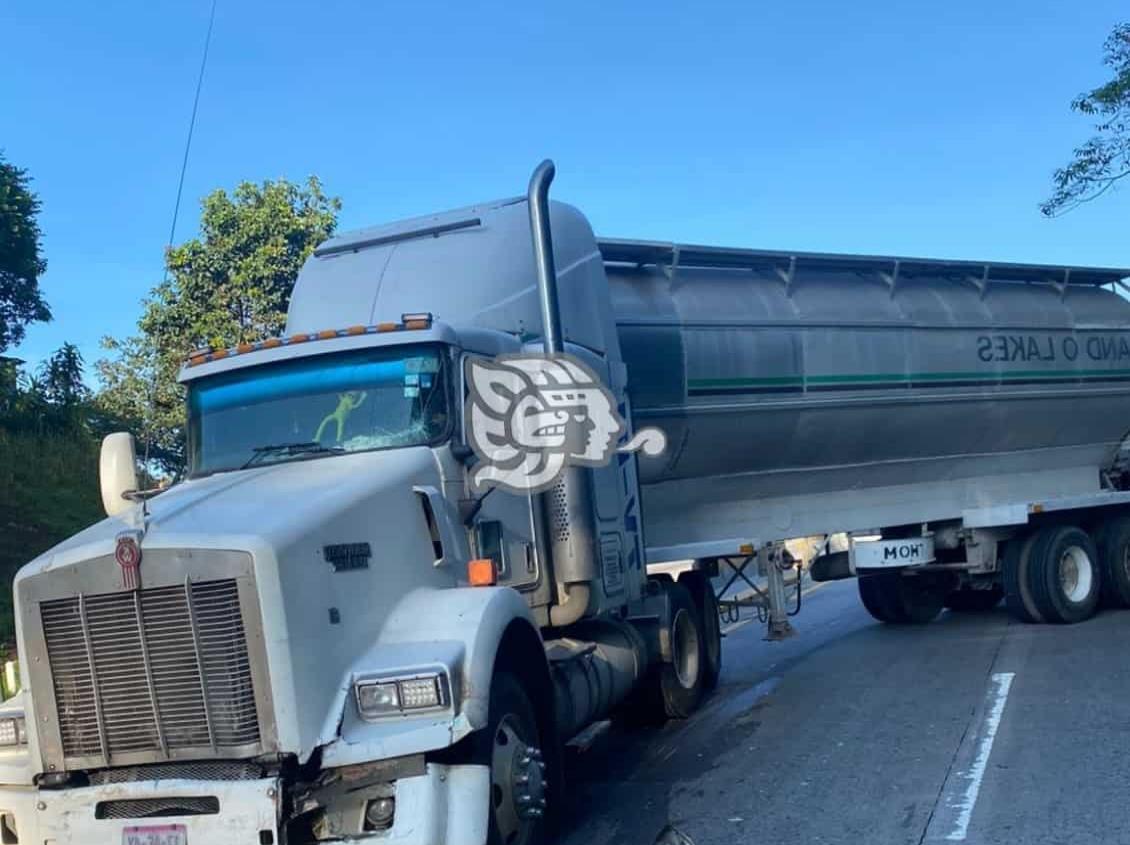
top-left (100, 433), bottom-right (139, 517)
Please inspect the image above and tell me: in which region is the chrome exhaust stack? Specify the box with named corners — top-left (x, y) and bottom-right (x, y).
top-left (526, 160), bottom-right (597, 626)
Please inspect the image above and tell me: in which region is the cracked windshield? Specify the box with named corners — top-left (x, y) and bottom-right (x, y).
top-left (1, 3), bottom-right (1128, 845)
top-left (188, 346), bottom-right (448, 474)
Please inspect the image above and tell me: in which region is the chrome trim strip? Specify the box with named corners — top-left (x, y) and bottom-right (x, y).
top-left (77, 593), bottom-right (109, 766)
top-left (132, 589), bottom-right (167, 756)
top-left (183, 577), bottom-right (217, 752)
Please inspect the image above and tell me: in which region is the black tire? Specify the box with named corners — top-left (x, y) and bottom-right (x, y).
top-left (1003, 533), bottom-right (1043, 623)
top-left (857, 571), bottom-right (945, 624)
top-left (1094, 516), bottom-right (1130, 608)
top-left (944, 585), bottom-right (1004, 612)
top-left (699, 580), bottom-right (722, 690)
top-left (858, 572), bottom-right (902, 623)
top-left (682, 574), bottom-right (722, 691)
top-left (658, 581), bottom-right (707, 717)
top-left (481, 672), bottom-right (549, 845)
top-left (1026, 525), bottom-right (1101, 624)
top-left (621, 581), bottom-right (707, 723)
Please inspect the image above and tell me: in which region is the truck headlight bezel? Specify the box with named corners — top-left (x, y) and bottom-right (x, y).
top-left (354, 672), bottom-right (451, 720)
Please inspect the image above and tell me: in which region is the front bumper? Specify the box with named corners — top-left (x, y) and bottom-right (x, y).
top-left (0, 777), bottom-right (280, 844)
top-left (0, 763), bottom-right (488, 845)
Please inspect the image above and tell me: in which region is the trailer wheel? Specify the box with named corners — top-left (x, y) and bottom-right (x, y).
top-left (858, 572), bottom-right (901, 622)
top-left (857, 571), bottom-right (945, 624)
top-left (482, 672), bottom-right (548, 845)
top-left (1026, 525), bottom-right (1101, 624)
top-left (1002, 533), bottom-right (1043, 623)
top-left (1094, 516), bottom-right (1130, 608)
top-left (944, 585), bottom-right (1004, 612)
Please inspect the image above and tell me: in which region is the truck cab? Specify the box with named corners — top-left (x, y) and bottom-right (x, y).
top-left (0, 165), bottom-right (716, 845)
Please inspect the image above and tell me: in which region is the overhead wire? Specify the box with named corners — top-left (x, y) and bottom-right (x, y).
top-left (146, 0), bottom-right (219, 471)
top-left (166, 0), bottom-right (219, 268)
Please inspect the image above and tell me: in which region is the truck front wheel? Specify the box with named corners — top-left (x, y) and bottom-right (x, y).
top-left (483, 672), bottom-right (549, 845)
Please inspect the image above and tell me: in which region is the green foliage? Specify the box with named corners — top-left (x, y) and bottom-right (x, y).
top-left (34, 342), bottom-right (89, 408)
top-left (1043, 23), bottom-right (1130, 216)
top-left (0, 351), bottom-right (105, 644)
top-left (0, 429), bottom-right (102, 642)
top-left (0, 152), bottom-right (51, 352)
top-left (97, 177), bottom-right (341, 472)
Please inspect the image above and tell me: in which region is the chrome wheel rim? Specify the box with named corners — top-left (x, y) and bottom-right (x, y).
top-left (491, 715), bottom-right (546, 845)
top-left (1059, 545), bottom-right (1094, 603)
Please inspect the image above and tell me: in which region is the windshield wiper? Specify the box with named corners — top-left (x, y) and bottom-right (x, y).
top-left (241, 441), bottom-right (344, 469)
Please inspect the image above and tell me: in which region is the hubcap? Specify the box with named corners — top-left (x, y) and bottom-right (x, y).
top-left (491, 715), bottom-right (546, 845)
top-left (671, 608), bottom-right (701, 689)
top-left (1059, 545), bottom-right (1094, 603)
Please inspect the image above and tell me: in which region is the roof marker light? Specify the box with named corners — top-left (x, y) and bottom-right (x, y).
top-left (184, 316), bottom-right (442, 367)
top-left (401, 312), bottom-right (434, 328)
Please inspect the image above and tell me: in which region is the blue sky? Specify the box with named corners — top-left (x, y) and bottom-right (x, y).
top-left (2, 0), bottom-right (1127, 375)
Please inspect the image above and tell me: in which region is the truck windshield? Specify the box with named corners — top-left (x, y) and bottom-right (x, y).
top-left (187, 344), bottom-right (449, 476)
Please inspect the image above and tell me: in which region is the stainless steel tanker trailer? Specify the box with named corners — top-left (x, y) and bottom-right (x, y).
top-left (608, 237), bottom-right (1130, 627)
top-left (1, 161), bottom-right (1128, 844)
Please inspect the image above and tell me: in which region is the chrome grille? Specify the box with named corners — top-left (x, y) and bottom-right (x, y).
top-left (40, 579), bottom-right (259, 762)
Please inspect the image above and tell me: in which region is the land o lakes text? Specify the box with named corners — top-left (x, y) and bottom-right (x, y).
top-left (976, 334), bottom-right (1130, 363)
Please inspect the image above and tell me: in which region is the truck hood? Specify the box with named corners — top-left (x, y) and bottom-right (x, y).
top-left (15, 446), bottom-right (470, 770)
top-left (18, 448), bottom-right (446, 576)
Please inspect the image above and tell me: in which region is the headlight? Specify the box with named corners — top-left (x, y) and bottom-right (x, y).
top-left (355, 673), bottom-right (449, 720)
top-left (0, 716), bottom-right (27, 747)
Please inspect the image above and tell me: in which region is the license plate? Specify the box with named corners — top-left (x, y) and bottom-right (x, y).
top-left (851, 536), bottom-right (935, 569)
top-left (123, 824), bottom-right (187, 845)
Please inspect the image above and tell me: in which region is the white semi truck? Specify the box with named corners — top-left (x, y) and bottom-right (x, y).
top-left (1, 161), bottom-right (1130, 844)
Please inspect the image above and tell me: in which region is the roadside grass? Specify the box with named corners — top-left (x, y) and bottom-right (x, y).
top-left (0, 430), bottom-right (102, 647)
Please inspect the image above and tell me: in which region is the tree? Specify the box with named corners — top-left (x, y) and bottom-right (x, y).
top-left (1042, 23), bottom-right (1130, 216)
top-left (35, 341), bottom-right (90, 429)
top-left (97, 177), bottom-right (341, 472)
top-left (0, 153), bottom-right (51, 352)
top-left (35, 343), bottom-right (89, 408)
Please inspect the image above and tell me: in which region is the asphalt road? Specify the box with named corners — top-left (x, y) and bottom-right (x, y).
top-left (558, 579), bottom-right (1130, 845)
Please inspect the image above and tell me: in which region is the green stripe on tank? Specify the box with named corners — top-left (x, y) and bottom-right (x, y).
top-left (688, 368), bottom-right (1130, 388)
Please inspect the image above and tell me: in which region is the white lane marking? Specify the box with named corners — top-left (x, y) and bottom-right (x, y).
top-left (945, 671), bottom-right (1015, 841)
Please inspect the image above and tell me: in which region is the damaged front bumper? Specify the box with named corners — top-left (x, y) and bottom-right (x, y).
top-left (0, 763), bottom-right (488, 844)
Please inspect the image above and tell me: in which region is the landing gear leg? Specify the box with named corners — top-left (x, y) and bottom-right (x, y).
top-left (763, 543), bottom-right (797, 640)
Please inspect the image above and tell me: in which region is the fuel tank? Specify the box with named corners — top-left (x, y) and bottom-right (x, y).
top-left (604, 241), bottom-right (1130, 547)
